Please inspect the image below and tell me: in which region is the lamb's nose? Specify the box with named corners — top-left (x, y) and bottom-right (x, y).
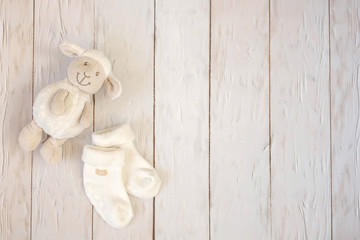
top-left (83, 72), bottom-right (90, 78)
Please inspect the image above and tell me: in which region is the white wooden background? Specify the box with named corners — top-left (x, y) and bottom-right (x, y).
top-left (0, 0), bottom-right (359, 239)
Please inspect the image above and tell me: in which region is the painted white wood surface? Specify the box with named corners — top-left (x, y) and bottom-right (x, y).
top-left (270, 0), bottom-right (331, 239)
top-left (154, 0), bottom-right (209, 238)
top-left (1, 0), bottom-right (360, 239)
top-left (210, 0), bottom-right (270, 239)
top-left (330, 0), bottom-right (360, 239)
top-left (93, 0), bottom-right (154, 239)
top-left (32, 1), bottom-right (94, 239)
top-left (0, 0), bottom-right (33, 239)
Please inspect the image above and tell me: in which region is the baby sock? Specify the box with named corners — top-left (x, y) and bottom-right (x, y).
top-left (82, 145), bottom-right (133, 228)
top-left (92, 124), bottom-right (161, 199)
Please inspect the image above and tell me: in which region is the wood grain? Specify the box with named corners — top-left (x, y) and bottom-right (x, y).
top-left (330, 0), bottom-right (360, 238)
top-left (93, 0), bottom-right (154, 239)
top-left (0, 0), bottom-right (33, 239)
top-left (154, 0), bottom-right (210, 238)
top-left (270, 0), bottom-right (331, 239)
top-left (2, 0), bottom-right (360, 238)
top-left (31, 0), bottom-right (94, 239)
top-left (210, 0), bottom-right (270, 239)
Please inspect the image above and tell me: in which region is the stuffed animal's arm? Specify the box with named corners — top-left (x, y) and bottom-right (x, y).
top-left (50, 89), bottom-right (69, 115)
top-left (80, 102), bottom-right (92, 127)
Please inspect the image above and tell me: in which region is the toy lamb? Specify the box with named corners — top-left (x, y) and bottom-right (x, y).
top-left (18, 41), bottom-right (122, 163)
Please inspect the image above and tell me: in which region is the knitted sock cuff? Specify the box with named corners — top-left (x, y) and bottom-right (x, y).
top-left (92, 124), bottom-right (135, 148)
top-left (82, 145), bottom-right (125, 167)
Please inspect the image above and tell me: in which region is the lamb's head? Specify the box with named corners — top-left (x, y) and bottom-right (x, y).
top-left (59, 41), bottom-right (122, 99)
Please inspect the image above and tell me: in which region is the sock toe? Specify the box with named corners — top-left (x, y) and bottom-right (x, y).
top-left (127, 168), bottom-right (161, 199)
top-left (105, 197), bottom-right (133, 229)
top-left (114, 205), bottom-right (133, 228)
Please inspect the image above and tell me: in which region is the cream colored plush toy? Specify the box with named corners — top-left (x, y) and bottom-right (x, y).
top-left (18, 41), bottom-right (122, 163)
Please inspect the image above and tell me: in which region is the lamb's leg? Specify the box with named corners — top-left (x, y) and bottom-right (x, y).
top-left (40, 137), bottom-right (67, 163)
top-left (18, 120), bottom-right (43, 151)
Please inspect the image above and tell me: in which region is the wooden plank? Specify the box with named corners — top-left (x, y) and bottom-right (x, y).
top-left (0, 0), bottom-right (33, 239)
top-left (154, 0), bottom-right (209, 238)
top-left (31, 0), bottom-right (94, 239)
top-left (330, 0), bottom-right (360, 238)
top-left (210, 0), bottom-right (270, 239)
top-left (93, 0), bottom-right (154, 239)
top-left (270, 0), bottom-right (331, 239)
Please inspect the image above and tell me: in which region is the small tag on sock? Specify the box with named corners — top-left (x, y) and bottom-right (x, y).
top-left (95, 168), bottom-right (108, 176)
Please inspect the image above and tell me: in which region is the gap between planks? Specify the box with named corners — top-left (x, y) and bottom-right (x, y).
top-left (91, 4), bottom-right (96, 240)
top-left (152, 0), bottom-right (157, 239)
top-left (328, 0), bottom-right (333, 239)
top-left (30, 0), bottom-right (36, 239)
top-left (208, 0), bottom-right (212, 240)
top-left (268, 0), bottom-right (272, 238)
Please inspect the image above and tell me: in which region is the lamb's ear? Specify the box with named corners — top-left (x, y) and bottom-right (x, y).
top-left (59, 41), bottom-right (85, 57)
top-left (104, 73), bottom-right (122, 100)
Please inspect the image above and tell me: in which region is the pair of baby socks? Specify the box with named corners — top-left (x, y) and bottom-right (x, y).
top-left (82, 124), bottom-right (161, 228)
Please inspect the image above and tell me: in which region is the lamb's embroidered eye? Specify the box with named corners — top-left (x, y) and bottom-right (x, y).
top-left (96, 72), bottom-right (100, 76)
top-left (84, 62), bottom-right (88, 66)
